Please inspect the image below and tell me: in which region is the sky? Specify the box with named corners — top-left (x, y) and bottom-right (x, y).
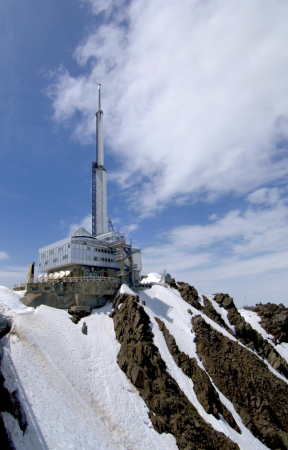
top-left (0, 0), bottom-right (287, 308)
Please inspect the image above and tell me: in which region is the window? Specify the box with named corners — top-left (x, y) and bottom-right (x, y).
top-left (49, 250), bottom-right (54, 254)
top-left (87, 247), bottom-right (90, 250)
top-left (94, 257), bottom-right (98, 261)
top-left (53, 258), bottom-right (58, 263)
top-left (63, 255), bottom-right (68, 260)
top-left (59, 247), bottom-right (63, 252)
top-left (87, 256), bottom-right (90, 260)
top-left (101, 258), bottom-right (104, 261)
top-left (68, 244), bottom-right (70, 249)
top-left (39, 263), bottom-right (41, 266)
top-left (45, 261), bottom-right (49, 265)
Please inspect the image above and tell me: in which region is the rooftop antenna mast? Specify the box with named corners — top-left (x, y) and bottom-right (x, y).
top-left (92, 84), bottom-right (107, 237)
top-left (244, 294), bottom-right (249, 309)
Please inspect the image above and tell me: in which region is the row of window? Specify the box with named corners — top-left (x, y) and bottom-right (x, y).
top-left (40, 255), bottom-right (117, 266)
top-left (40, 245), bottom-right (117, 259)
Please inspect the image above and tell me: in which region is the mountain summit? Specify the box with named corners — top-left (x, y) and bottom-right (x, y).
top-left (0, 277), bottom-right (288, 449)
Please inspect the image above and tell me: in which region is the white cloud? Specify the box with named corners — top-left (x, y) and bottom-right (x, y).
top-left (0, 265), bottom-right (28, 290)
top-left (163, 188), bottom-right (288, 255)
top-left (48, 0), bottom-right (288, 215)
top-left (68, 214), bottom-right (92, 236)
top-left (0, 251), bottom-right (9, 260)
top-left (247, 187), bottom-right (284, 206)
top-left (141, 187), bottom-right (288, 305)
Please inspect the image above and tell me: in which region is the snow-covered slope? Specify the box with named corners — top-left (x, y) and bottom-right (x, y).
top-left (1, 280), bottom-right (288, 450)
top-left (0, 286), bottom-right (176, 450)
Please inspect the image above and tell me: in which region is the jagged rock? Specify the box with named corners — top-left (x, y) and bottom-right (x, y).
top-left (82, 322), bottom-right (87, 335)
top-left (68, 307), bottom-right (90, 324)
top-left (0, 316), bottom-right (11, 339)
top-left (202, 296), bottom-right (233, 334)
top-left (193, 315), bottom-right (288, 450)
top-left (168, 278), bottom-right (178, 290)
top-left (112, 293), bottom-right (239, 450)
top-left (249, 303), bottom-right (288, 344)
top-left (0, 338), bottom-right (27, 449)
top-left (169, 280), bottom-right (203, 311)
top-left (155, 317), bottom-right (241, 433)
top-left (214, 293), bottom-right (288, 379)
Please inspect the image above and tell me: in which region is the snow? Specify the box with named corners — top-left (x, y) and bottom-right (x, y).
top-left (239, 309), bottom-right (274, 341)
top-left (140, 273), bottom-right (161, 284)
top-left (207, 294), bottom-right (236, 333)
top-left (0, 286), bottom-right (177, 450)
top-left (139, 285), bottom-right (269, 450)
top-left (0, 281), bottom-right (280, 450)
top-left (238, 309), bottom-right (288, 368)
top-left (0, 286), bottom-right (34, 321)
top-left (119, 284), bottom-right (137, 296)
top-left (275, 342), bottom-right (288, 364)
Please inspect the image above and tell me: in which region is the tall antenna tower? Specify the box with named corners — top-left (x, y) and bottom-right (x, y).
top-left (92, 84), bottom-right (107, 237)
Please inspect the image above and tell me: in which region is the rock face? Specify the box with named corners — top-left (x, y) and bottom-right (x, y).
top-left (193, 315), bottom-right (288, 450)
top-left (213, 293), bottom-right (288, 379)
top-left (0, 323), bottom-right (27, 449)
top-left (155, 317), bottom-right (240, 433)
top-left (112, 293), bottom-right (239, 450)
top-left (201, 296), bottom-right (233, 334)
top-left (168, 279), bottom-right (203, 310)
top-left (249, 303), bottom-right (288, 344)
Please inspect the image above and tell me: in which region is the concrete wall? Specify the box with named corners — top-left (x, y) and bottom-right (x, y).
top-left (21, 279), bottom-right (120, 311)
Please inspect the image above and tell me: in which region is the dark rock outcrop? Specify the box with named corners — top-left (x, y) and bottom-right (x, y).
top-left (68, 307), bottom-right (90, 324)
top-left (168, 279), bottom-right (203, 311)
top-left (111, 293), bottom-right (239, 450)
top-left (249, 303), bottom-right (288, 344)
top-left (155, 317), bottom-right (240, 433)
top-left (193, 315), bottom-right (288, 450)
top-left (0, 316), bottom-right (11, 340)
top-left (202, 296), bottom-right (233, 335)
top-left (82, 322), bottom-right (88, 335)
top-left (0, 325), bottom-right (27, 449)
top-left (214, 293), bottom-right (288, 379)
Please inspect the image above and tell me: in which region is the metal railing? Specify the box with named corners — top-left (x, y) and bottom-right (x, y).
top-left (14, 283), bottom-right (26, 289)
top-left (14, 277), bottom-right (119, 289)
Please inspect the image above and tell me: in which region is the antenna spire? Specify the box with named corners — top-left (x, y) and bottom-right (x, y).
top-left (98, 84), bottom-right (101, 110)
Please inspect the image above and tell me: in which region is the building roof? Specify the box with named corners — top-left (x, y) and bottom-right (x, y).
top-left (70, 227), bottom-right (93, 238)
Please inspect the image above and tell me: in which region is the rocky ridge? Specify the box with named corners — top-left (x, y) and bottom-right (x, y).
top-left (112, 282), bottom-right (288, 449)
top-left (248, 302), bottom-right (288, 344)
top-left (0, 317), bottom-right (27, 450)
top-left (112, 293), bottom-right (239, 450)
top-left (193, 315), bottom-right (288, 449)
top-left (213, 293), bottom-right (288, 378)
top-left (155, 317), bottom-right (240, 433)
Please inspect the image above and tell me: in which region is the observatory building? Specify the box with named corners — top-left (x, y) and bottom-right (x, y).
top-left (15, 85), bottom-right (142, 312)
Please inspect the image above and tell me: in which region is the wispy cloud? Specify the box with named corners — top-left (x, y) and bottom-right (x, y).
top-left (47, 0), bottom-right (288, 216)
top-left (68, 214), bottom-right (92, 236)
top-left (141, 187), bottom-right (288, 304)
top-left (0, 251), bottom-right (9, 260)
top-left (0, 265), bottom-right (28, 289)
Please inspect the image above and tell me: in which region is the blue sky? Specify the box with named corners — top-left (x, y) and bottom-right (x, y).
top-left (1, 0), bottom-right (288, 307)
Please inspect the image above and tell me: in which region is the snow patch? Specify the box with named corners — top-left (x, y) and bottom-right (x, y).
top-left (239, 309), bottom-right (274, 341)
top-left (140, 273), bottom-right (161, 284)
top-left (119, 284), bottom-right (137, 296)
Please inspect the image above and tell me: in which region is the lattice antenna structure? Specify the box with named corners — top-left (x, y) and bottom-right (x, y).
top-left (92, 84), bottom-right (107, 237)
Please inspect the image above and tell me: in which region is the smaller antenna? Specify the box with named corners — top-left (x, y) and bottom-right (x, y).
top-left (244, 294), bottom-right (249, 308)
top-left (108, 217), bottom-right (114, 232)
top-left (98, 84), bottom-right (101, 110)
